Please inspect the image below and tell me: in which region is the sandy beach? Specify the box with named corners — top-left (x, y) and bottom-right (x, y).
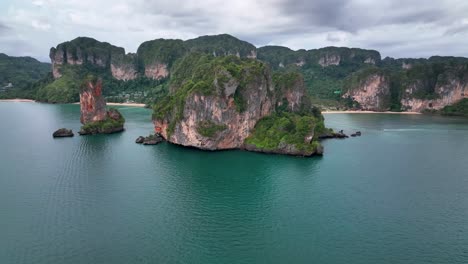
top-left (106, 102), bottom-right (146, 107)
top-left (322, 110), bottom-right (421, 115)
top-left (0, 99), bottom-right (36, 102)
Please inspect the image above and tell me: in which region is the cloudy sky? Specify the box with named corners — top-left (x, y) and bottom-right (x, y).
top-left (1, 0), bottom-right (468, 61)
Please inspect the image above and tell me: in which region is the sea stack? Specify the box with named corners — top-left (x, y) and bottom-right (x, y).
top-left (80, 77), bottom-right (107, 124)
top-left (78, 76), bottom-right (125, 135)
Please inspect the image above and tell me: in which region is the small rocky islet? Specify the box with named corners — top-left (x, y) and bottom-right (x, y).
top-left (52, 128), bottom-right (74, 138)
top-left (135, 134), bottom-right (164, 145)
top-left (78, 76), bottom-right (125, 135)
top-left (53, 76), bottom-right (125, 138)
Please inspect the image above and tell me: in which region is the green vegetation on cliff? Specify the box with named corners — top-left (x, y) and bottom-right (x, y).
top-left (153, 54), bottom-right (266, 135)
top-left (196, 120), bottom-right (227, 138)
top-left (440, 99), bottom-right (468, 117)
top-left (245, 112), bottom-right (325, 154)
top-left (185, 34), bottom-right (256, 58)
top-left (257, 46), bottom-right (380, 104)
top-left (136, 39), bottom-right (186, 69)
top-left (35, 63), bottom-right (167, 104)
top-left (51, 37), bottom-right (124, 66)
top-left (80, 108), bottom-right (125, 135)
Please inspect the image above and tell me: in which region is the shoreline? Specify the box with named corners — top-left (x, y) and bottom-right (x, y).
top-left (0, 99), bottom-right (35, 102)
top-left (71, 102), bottom-right (146, 107)
top-left (0, 100), bottom-right (422, 114)
top-left (106, 102), bottom-right (146, 107)
top-left (0, 99), bottom-right (146, 107)
top-left (322, 110), bottom-right (421, 115)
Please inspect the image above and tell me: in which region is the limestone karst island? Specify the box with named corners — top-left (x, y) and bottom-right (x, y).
top-left (2, 1), bottom-right (468, 263)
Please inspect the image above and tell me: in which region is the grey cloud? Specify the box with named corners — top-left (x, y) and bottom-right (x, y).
top-left (278, 0), bottom-right (453, 33)
top-left (0, 23), bottom-right (10, 35)
top-left (445, 25), bottom-right (468, 36)
top-left (326, 33), bottom-right (342, 42)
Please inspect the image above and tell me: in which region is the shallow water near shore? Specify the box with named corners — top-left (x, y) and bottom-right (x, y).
top-left (1, 102), bottom-right (468, 264)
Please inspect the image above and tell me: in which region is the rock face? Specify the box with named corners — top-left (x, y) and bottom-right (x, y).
top-left (80, 77), bottom-right (107, 124)
top-left (154, 66), bottom-right (275, 150)
top-left (344, 72), bottom-right (391, 111)
top-left (144, 63), bottom-right (169, 79)
top-left (152, 55), bottom-right (321, 156)
top-left (110, 53), bottom-right (138, 80)
top-left (401, 78), bottom-right (468, 112)
top-left (319, 53), bottom-right (341, 67)
top-left (78, 77), bottom-right (125, 135)
top-left (53, 128), bottom-right (74, 137)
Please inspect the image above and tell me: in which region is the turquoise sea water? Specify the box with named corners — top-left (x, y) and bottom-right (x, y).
top-left (1, 102), bottom-right (468, 264)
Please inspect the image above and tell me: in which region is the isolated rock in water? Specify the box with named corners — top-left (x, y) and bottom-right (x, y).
top-left (142, 134), bottom-right (164, 145)
top-left (135, 136), bottom-right (145, 144)
top-left (53, 128), bottom-right (74, 138)
top-left (78, 76), bottom-right (125, 135)
top-left (80, 76), bottom-right (107, 124)
top-left (78, 108), bottom-right (125, 135)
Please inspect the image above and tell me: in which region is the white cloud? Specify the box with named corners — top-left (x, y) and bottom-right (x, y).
top-left (31, 20), bottom-right (50, 30)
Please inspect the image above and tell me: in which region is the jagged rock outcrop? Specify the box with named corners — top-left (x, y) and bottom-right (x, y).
top-left (152, 55), bottom-right (324, 156)
top-left (344, 71), bottom-right (391, 111)
top-left (153, 60), bottom-right (275, 150)
top-left (110, 53), bottom-right (138, 80)
top-left (144, 63), bottom-right (169, 79)
top-left (80, 77), bottom-right (107, 124)
top-left (79, 76), bottom-right (125, 135)
top-left (319, 53), bottom-right (341, 67)
top-left (135, 134), bottom-right (164, 145)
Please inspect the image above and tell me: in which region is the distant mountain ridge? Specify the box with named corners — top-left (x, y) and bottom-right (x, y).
top-left (2, 34), bottom-right (468, 115)
top-left (0, 53), bottom-right (50, 99)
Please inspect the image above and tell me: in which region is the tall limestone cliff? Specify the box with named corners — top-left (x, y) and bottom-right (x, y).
top-left (257, 46), bottom-right (381, 69)
top-left (343, 69), bottom-right (391, 111)
top-left (345, 58), bottom-right (468, 112)
top-left (399, 59), bottom-right (468, 112)
top-left (136, 34), bottom-right (257, 80)
top-left (49, 37), bottom-right (137, 80)
top-left (152, 54), bottom-right (325, 156)
top-left (136, 39), bottom-right (186, 80)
